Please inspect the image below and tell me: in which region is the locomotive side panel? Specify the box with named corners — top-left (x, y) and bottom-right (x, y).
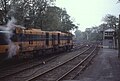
top-left (0, 27), bottom-right (73, 60)
top-left (17, 29), bottom-right (46, 53)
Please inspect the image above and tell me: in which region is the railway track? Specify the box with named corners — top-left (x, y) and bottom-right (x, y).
top-left (56, 46), bottom-right (99, 81)
top-left (0, 43), bottom-right (84, 71)
top-left (0, 53), bottom-right (62, 79)
top-left (0, 44), bottom-right (86, 81)
top-left (0, 43), bottom-right (86, 72)
top-left (24, 45), bottom-right (98, 81)
top-left (0, 44), bottom-right (97, 81)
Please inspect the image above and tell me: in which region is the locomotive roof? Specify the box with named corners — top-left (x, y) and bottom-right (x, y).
top-left (23, 28), bottom-right (45, 34)
top-left (15, 26), bottom-right (73, 35)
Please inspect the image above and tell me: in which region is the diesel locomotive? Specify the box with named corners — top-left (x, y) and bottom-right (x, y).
top-left (0, 26), bottom-right (73, 60)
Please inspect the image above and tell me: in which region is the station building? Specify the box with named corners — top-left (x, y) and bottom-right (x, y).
top-left (103, 28), bottom-right (116, 48)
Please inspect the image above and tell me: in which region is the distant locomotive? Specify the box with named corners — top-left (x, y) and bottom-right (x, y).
top-left (0, 26), bottom-right (73, 60)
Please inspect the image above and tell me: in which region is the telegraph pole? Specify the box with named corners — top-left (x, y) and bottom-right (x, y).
top-left (118, 14), bottom-right (120, 58)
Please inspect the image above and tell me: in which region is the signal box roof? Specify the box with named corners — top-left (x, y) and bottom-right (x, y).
top-left (105, 28), bottom-right (115, 32)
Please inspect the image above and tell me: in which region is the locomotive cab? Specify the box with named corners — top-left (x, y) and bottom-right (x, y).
top-left (0, 27), bottom-right (23, 61)
top-left (0, 30), bottom-right (10, 60)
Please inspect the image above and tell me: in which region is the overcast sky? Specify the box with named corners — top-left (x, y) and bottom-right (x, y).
top-left (55, 0), bottom-right (120, 31)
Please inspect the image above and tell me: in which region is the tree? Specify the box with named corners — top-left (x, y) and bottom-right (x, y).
top-left (0, 0), bottom-right (10, 24)
top-left (103, 14), bottom-right (119, 29)
top-left (98, 23), bottom-right (108, 32)
top-left (74, 28), bottom-right (81, 41)
top-left (0, 0), bottom-right (77, 32)
top-left (42, 6), bottom-right (77, 31)
top-left (118, 0), bottom-right (120, 2)
top-left (83, 26), bottom-right (103, 42)
top-left (41, 6), bottom-right (62, 31)
top-left (0, 0), bottom-right (55, 26)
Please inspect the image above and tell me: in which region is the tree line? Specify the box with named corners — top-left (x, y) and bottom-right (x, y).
top-left (75, 14), bottom-right (119, 42)
top-left (0, 0), bottom-right (78, 32)
top-left (75, 0), bottom-right (120, 42)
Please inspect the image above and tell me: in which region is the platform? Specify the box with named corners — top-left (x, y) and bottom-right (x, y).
top-left (64, 48), bottom-right (120, 81)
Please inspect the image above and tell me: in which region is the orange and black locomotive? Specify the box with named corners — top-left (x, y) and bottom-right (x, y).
top-left (0, 26), bottom-right (73, 60)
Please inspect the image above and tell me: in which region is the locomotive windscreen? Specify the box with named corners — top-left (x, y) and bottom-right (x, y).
top-left (0, 31), bottom-right (9, 45)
